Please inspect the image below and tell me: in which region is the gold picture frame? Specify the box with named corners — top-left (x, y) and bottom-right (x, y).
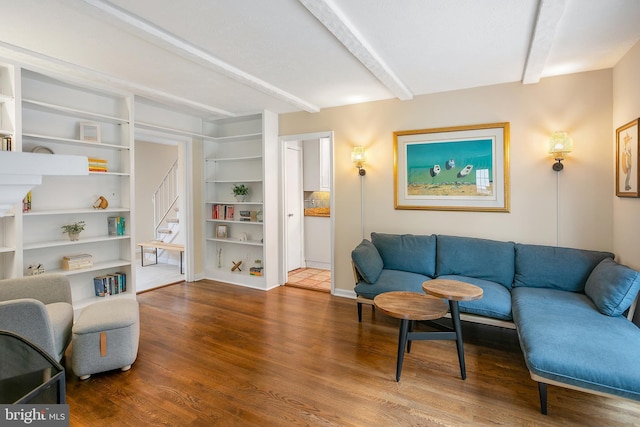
top-left (616, 118), bottom-right (639, 197)
top-left (394, 122), bottom-right (510, 212)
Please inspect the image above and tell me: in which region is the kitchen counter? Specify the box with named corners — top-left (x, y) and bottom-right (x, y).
top-left (304, 207), bottom-right (330, 217)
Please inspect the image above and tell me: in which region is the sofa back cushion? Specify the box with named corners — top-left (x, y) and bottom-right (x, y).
top-left (435, 235), bottom-right (515, 289)
top-left (371, 233), bottom-right (436, 277)
top-left (514, 243), bottom-right (614, 292)
top-left (351, 239), bottom-right (384, 284)
top-left (585, 258), bottom-right (640, 317)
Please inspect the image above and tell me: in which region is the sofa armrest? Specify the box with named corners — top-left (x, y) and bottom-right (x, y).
top-left (0, 274), bottom-right (72, 306)
top-left (0, 298), bottom-right (57, 358)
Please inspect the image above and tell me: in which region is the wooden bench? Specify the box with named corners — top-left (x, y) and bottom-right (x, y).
top-left (137, 242), bottom-right (184, 274)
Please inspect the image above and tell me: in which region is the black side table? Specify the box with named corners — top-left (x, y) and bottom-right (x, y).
top-left (0, 331), bottom-right (66, 404)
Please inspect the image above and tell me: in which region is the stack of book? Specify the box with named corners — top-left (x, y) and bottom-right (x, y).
top-left (62, 253), bottom-right (93, 270)
top-left (250, 266), bottom-right (263, 277)
top-left (212, 204), bottom-right (234, 220)
top-left (88, 157), bottom-right (108, 172)
top-left (107, 216), bottom-right (126, 236)
top-left (1, 136), bottom-right (12, 151)
top-left (22, 191), bottom-right (31, 213)
top-left (93, 272), bottom-right (127, 297)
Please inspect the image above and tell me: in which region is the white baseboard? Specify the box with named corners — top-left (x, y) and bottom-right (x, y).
top-left (333, 288), bottom-right (356, 299)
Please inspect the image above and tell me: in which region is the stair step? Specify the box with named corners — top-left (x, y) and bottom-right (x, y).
top-left (167, 218), bottom-right (179, 223)
top-left (157, 228), bottom-right (173, 234)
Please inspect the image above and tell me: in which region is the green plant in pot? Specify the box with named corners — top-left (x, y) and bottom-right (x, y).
top-left (61, 221), bottom-right (85, 241)
top-left (233, 184), bottom-right (249, 202)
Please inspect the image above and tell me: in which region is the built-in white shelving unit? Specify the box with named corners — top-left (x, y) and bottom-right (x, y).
top-left (0, 61), bottom-right (17, 279)
top-left (17, 69), bottom-right (135, 312)
top-left (203, 111), bottom-right (279, 289)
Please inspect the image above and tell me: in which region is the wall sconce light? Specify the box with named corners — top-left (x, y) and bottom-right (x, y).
top-left (548, 131), bottom-right (573, 171)
top-left (351, 146), bottom-right (366, 176)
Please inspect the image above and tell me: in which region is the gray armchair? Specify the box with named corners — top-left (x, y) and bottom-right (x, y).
top-left (0, 274), bottom-right (73, 361)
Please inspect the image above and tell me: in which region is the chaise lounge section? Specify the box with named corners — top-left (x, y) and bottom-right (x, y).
top-left (351, 232), bottom-right (640, 414)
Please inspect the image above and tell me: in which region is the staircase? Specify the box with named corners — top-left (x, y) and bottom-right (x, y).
top-left (142, 161), bottom-right (182, 265)
top-left (153, 160), bottom-right (180, 243)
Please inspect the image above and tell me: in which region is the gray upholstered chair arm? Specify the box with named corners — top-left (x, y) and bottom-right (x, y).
top-left (0, 274), bottom-right (72, 305)
top-left (0, 298), bottom-right (57, 358)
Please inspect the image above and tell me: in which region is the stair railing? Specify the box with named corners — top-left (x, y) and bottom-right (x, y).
top-left (153, 160), bottom-right (179, 238)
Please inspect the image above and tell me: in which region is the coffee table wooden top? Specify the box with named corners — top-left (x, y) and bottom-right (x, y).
top-left (422, 279), bottom-right (483, 301)
top-left (373, 291), bottom-right (448, 321)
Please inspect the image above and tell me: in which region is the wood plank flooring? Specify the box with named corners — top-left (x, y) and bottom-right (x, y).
top-left (63, 281), bottom-right (640, 426)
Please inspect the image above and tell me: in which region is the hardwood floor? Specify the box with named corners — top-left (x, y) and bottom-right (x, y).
top-left (64, 281), bottom-right (640, 426)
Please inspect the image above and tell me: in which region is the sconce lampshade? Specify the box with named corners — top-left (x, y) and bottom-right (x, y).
top-left (548, 131), bottom-right (572, 171)
top-left (548, 131), bottom-right (573, 159)
top-left (351, 146), bottom-right (366, 176)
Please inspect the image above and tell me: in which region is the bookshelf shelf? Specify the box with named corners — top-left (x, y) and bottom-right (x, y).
top-left (45, 259), bottom-right (130, 276)
top-left (0, 246), bottom-right (14, 254)
top-left (206, 201), bottom-right (263, 206)
top-left (22, 99), bottom-right (129, 124)
top-left (206, 219), bottom-right (263, 225)
top-left (23, 133), bottom-right (130, 151)
top-left (88, 171), bottom-right (130, 176)
top-left (205, 179), bottom-right (262, 184)
top-left (23, 235), bottom-right (129, 251)
top-left (0, 93), bottom-right (12, 103)
top-left (24, 207), bottom-right (130, 216)
top-left (206, 237), bottom-right (263, 247)
top-left (205, 155), bottom-right (262, 162)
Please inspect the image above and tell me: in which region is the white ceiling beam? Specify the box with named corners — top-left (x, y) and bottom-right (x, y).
top-left (0, 41), bottom-right (235, 118)
top-left (522, 0), bottom-right (568, 84)
top-left (82, 0), bottom-right (320, 113)
top-left (299, 0), bottom-right (413, 101)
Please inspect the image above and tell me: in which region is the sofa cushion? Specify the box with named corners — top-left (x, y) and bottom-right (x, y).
top-left (437, 275), bottom-right (512, 320)
top-left (371, 233), bottom-right (436, 277)
top-left (351, 239), bottom-right (384, 284)
top-left (354, 269), bottom-right (430, 300)
top-left (435, 235), bottom-right (515, 289)
top-left (514, 244), bottom-right (614, 292)
top-left (512, 287), bottom-right (640, 400)
top-left (585, 258), bottom-right (640, 317)
top-left (45, 302), bottom-right (73, 360)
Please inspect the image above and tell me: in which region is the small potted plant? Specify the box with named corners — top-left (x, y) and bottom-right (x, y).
top-left (232, 184), bottom-right (249, 202)
top-left (61, 221), bottom-right (86, 241)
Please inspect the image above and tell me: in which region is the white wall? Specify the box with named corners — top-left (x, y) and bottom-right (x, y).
top-left (280, 70), bottom-right (614, 294)
top-left (613, 40), bottom-right (640, 271)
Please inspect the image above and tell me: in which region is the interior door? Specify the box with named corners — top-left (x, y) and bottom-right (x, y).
top-left (286, 145), bottom-right (303, 272)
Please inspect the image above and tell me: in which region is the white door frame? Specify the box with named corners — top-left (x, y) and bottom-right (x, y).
top-left (278, 131), bottom-right (334, 293)
top-left (134, 128), bottom-right (195, 282)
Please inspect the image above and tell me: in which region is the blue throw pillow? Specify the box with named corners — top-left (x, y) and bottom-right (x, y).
top-left (585, 258), bottom-right (640, 316)
top-left (371, 232), bottom-right (436, 276)
top-left (351, 239), bottom-right (384, 284)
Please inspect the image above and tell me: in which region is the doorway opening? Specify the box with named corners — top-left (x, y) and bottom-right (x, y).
top-left (134, 131), bottom-right (190, 292)
top-left (280, 132), bottom-right (334, 293)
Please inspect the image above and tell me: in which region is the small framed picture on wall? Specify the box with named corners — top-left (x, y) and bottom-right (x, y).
top-left (80, 122), bottom-right (101, 143)
top-left (215, 224), bottom-right (228, 239)
top-left (616, 118), bottom-right (640, 197)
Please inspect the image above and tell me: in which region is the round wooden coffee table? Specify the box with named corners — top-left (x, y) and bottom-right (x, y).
top-left (373, 291), bottom-right (448, 381)
top-left (422, 279), bottom-right (483, 380)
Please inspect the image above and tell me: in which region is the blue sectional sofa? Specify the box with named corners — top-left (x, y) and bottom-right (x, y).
top-left (351, 233), bottom-right (640, 414)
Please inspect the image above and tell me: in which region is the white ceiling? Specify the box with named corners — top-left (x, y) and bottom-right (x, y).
top-left (1, 0), bottom-right (639, 119)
